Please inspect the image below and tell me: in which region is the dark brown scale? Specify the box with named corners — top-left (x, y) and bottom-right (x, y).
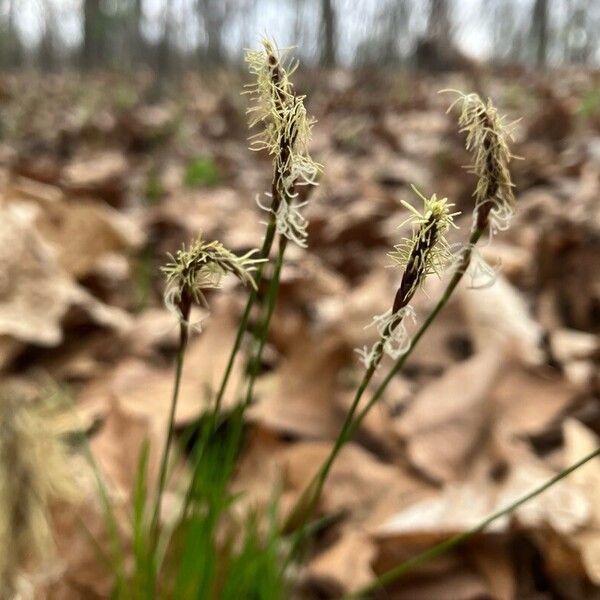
top-left (271, 103), bottom-right (299, 211)
top-left (475, 111), bottom-right (498, 231)
top-left (268, 53), bottom-right (288, 117)
top-left (392, 213), bottom-right (439, 314)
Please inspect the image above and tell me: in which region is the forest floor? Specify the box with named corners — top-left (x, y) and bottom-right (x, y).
top-left (1, 67), bottom-right (600, 598)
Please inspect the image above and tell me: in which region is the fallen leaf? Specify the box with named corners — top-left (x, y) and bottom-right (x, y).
top-left (395, 349), bottom-right (503, 483)
top-left (306, 529), bottom-right (377, 595)
top-left (458, 272), bottom-right (544, 366)
top-left (248, 332), bottom-right (349, 439)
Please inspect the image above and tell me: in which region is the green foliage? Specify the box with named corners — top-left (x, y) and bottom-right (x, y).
top-left (144, 171), bottom-right (165, 204)
top-left (88, 406), bottom-right (288, 600)
top-left (168, 408), bottom-right (286, 599)
top-left (183, 156), bottom-right (221, 188)
top-left (578, 87), bottom-right (600, 119)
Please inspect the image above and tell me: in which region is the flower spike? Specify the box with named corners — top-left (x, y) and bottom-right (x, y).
top-left (389, 185), bottom-right (459, 311)
top-left (357, 187), bottom-right (459, 369)
top-left (443, 90), bottom-right (516, 236)
top-left (162, 237), bottom-right (264, 324)
top-left (244, 38), bottom-right (321, 247)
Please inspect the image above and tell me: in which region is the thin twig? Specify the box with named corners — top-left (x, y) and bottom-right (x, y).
top-left (347, 445), bottom-right (600, 599)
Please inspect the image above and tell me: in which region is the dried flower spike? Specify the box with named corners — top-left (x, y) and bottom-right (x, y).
top-left (444, 90), bottom-right (516, 235)
top-left (0, 394), bottom-right (73, 597)
top-left (389, 185), bottom-right (459, 311)
top-left (245, 38), bottom-right (321, 247)
top-left (357, 187), bottom-right (459, 369)
top-left (162, 237), bottom-right (264, 324)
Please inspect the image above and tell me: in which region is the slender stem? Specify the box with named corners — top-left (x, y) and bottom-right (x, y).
top-left (244, 236), bottom-right (288, 408)
top-left (352, 228), bottom-right (482, 432)
top-left (213, 215), bottom-right (277, 417)
top-left (151, 319), bottom-right (189, 544)
top-left (347, 445), bottom-right (600, 599)
top-left (284, 228), bottom-right (482, 538)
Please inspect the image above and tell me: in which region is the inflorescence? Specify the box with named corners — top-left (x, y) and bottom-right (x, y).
top-left (245, 38), bottom-right (321, 247)
top-left (162, 237), bottom-right (264, 325)
top-left (357, 187), bottom-right (459, 369)
top-left (444, 90), bottom-right (516, 236)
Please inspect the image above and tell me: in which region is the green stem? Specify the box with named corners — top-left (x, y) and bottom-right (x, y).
top-left (351, 228), bottom-right (482, 433)
top-left (151, 320), bottom-right (189, 545)
top-left (244, 236), bottom-right (288, 408)
top-left (347, 445), bottom-right (600, 599)
top-left (213, 215), bottom-right (277, 417)
top-left (284, 228), bottom-right (482, 538)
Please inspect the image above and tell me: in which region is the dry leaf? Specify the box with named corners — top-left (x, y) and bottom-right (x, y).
top-left (248, 332), bottom-right (348, 439)
top-left (458, 272), bottom-right (544, 366)
top-left (562, 418), bottom-right (600, 584)
top-left (306, 529), bottom-right (377, 594)
top-left (0, 201), bottom-right (131, 347)
top-left (395, 349), bottom-right (503, 483)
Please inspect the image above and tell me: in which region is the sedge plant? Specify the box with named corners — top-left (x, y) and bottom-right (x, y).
top-left (151, 237), bottom-right (263, 557)
top-left (284, 90), bottom-right (517, 541)
top-left (343, 98), bottom-right (600, 598)
top-left (214, 39), bottom-right (320, 416)
top-left (75, 55), bottom-right (600, 600)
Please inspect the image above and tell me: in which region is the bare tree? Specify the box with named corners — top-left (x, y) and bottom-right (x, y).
top-left (530, 0), bottom-right (549, 67)
top-left (0, 0), bottom-right (23, 68)
top-left (427, 0), bottom-right (452, 46)
top-left (414, 0), bottom-right (458, 71)
top-left (198, 0), bottom-right (231, 66)
top-left (82, 0), bottom-right (107, 68)
top-left (320, 0), bottom-right (336, 67)
top-left (156, 0), bottom-right (173, 73)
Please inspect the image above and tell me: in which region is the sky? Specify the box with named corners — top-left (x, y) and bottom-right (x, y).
top-left (4, 0), bottom-right (534, 63)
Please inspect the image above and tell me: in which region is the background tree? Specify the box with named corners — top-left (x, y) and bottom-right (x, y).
top-left (530, 0), bottom-right (550, 67)
top-left (319, 0), bottom-right (336, 67)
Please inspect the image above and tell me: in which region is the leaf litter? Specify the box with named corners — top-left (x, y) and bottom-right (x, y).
top-left (0, 69), bottom-right (599, 597)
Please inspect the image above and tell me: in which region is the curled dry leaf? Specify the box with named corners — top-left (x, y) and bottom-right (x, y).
top-left (8, 176), bottom-right (143, 278)
top-left (0, 201), bottom-right (131, 347)
top-left (395, 349), bottom-right (503, 483)
top-left (282, 441), bottom-right (426, 526)
top-left (458, 272), bottom-right (544, 366)
top-left (306, 529), bottom-right (377, 595)
top-left (61, 151), bottom-right (128, 205)
top-left (492, 364), bottom-right (580, 438)
top-left (78, 296), bottom-right (244, 433)
top-left (248, 332), bottom-right (349, 439)
top-left (374, 438), bottom-right (590, 567)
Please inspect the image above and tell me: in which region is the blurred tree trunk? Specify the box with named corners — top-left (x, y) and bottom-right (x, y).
top-left (157, 0), bottom-right (173, 74)
top-left (415, 0), bottom-right (458, 71)
top-left (427, 0), bottom-right (452, 46)
top-left (3, 0), bottom-right (22, 68)
top-left (320, 0), bottom-right (336, 67)
top-left (82, 0), bottom-right (104, 68)
top-left (132, 0), bottom-right (145, 65)
top-left (564, 2), bottom-right (592, 65)
top-left (381, 0), bottom-right (410, 65)
top-left (38, 1), bottom-right (57, 71)
top-left (531, 0), bottom-right (549, 67)
top-left (199, 0), bottom-right (227, 66)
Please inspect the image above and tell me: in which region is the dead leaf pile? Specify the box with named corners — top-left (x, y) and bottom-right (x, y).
top-left (0, 69), bottom-right (599, 598)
